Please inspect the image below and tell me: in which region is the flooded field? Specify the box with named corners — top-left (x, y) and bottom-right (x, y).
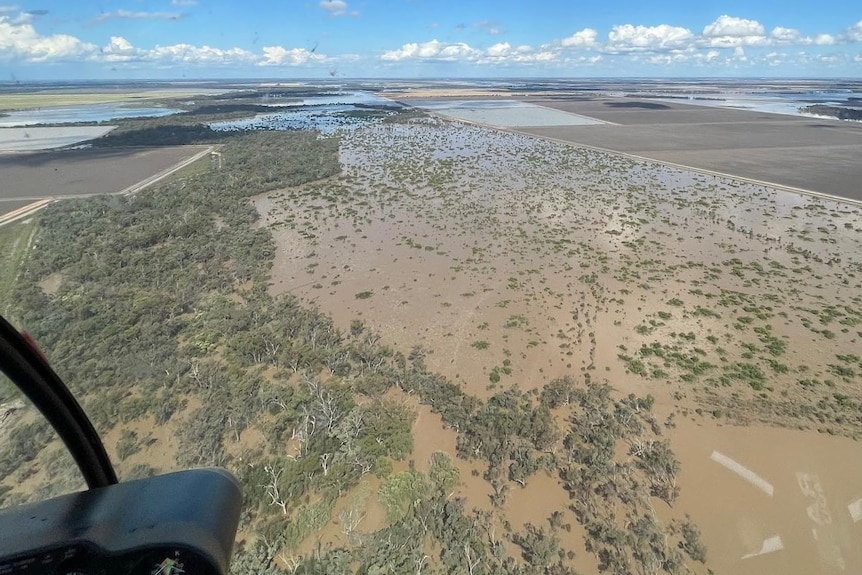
top-left (0, 126), bottom-right (116, 151)
top-left (258, 116), bottom-right (862, 574)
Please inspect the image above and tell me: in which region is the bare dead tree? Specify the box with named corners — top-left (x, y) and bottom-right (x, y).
top-left (464, 543), bottom-right (481, 575)
top-left (414, 554), bottom-right (429, 575)
top-left (320, 452), bottom-right (331, 476)
top-left (339, 506), bottom-right (365, 545)
top-left (262, 465), bottom-right (288, 515)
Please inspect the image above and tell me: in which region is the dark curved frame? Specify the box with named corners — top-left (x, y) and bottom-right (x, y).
top-left (0, 314), bottom-right (117, 488)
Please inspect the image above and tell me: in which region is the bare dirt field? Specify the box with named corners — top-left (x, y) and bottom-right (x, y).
top-left (258, 117), bottom-right (862, 574)
top-left (0, 146), bottom-right (210, 216)
top-left (516, 96), bottom-right (862, 201)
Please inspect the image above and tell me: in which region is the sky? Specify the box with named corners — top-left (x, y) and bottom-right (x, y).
top-left (0, 1), bottom-right (861, 79)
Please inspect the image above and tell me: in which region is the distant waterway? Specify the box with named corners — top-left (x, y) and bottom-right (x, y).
top-left (210, 91), bottom-right (401, 134)
top-left (0, 103), bottom-right (182, 127)
top-left (260, 91), bottom-right (394, 108)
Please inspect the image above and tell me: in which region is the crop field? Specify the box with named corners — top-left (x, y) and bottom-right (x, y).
top-left (258, 116), bottom-right (862, 574)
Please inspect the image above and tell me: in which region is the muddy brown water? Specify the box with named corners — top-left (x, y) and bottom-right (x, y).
top-left (671, 419), bottom-right (862, 574)
top-left (261, 119), bottom-right (862, 572)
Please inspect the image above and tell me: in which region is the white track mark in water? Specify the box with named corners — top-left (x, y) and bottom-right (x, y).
top-left (741, 535), bottom-right (784, 560)
top-left (847, 498), bottom-right (862, 522)
top-left (710, 450), bottom-right (774, 496)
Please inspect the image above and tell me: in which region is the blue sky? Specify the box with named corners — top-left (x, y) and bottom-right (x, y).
top-left (0, 1), bottom-right (860, 78)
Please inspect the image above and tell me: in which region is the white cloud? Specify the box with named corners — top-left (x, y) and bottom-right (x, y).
top-left (1, 8), bottom-right (327, 69)
top-left (701, 15), bottom-right (767, 47)
top-left (260, 46), bottom-right (323, 66)
top-left (561, 28), bottom-right (598, 47)
top-left (770, 26), bottom-right (802, 43)
top-left (381, 39), bottom-right (478, 62)
top-left (763, 51), bottom-right (787, 66)
top-left (647, 53), bottom-right (689, 65)
top-left (478, 43), bottom-right (557, 64)
top-left (703, 15), bottom-right (764, 37)
top-left (101, 36), bottom-right (137, 62)
top-left (843, 19), bottom-right (862, 42)
top-left (2, 5), bottom-right (861, 74)
top-left (99, 35), bottom-right (258, 67)
top-left (143, 44), bottom-right (257, 66)
top-left (94, 10), bottom-right (184, 23)
top-left (0, 13), bottom-right (95, 62)
top-left (816, 54), bottom-right (841, 65)
top-left (485, 42), bottom-right (510, 57)
top-left (380, 38), bottom-right (563, 66)
top-left (319, 0), bottom-right (348, 17)
top-left (607, 24), bottom-right (693, 52)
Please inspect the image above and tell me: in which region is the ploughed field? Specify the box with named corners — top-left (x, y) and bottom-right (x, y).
top-left (259, 117), bottom-right (862, 574)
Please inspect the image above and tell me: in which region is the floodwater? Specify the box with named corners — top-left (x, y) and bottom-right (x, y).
top-left (671, 419), bottom-right (862, 574)
top-left (211, 91), bottom-right (402, 135)
top-left (260, 115), bottom-right (862, 574)
top-left (262, 91), bottom-right (395, 108)
top-left (0, 102), bottom-right (181, 127)
top-left (0, 126), bottom-right (116, 151)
